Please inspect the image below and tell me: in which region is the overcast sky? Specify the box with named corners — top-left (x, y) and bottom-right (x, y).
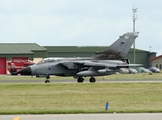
top-left (0, 0), bottom-right (162, 55)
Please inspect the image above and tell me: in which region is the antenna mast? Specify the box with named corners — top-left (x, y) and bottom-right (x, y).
top-left (132, 6), bottom-right (137, 64)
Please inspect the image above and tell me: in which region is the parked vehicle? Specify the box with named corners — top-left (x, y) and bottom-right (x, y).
top-left (8, 60), bottom-right (35, 75)
top-left (128, 68), bottom-right (138, 74)
top-left (149, 67), bottom-right (160, 73)
top-left (137, 67), bottom-right (152, 73)
top-left (120, 68), bottom-right (130, 74)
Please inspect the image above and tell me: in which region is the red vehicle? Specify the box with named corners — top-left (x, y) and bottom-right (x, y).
top-left (8, 58), bottom-right (35, 75)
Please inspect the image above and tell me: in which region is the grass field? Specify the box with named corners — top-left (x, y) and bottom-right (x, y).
top-left (0, 82), bottom-right (162, 114)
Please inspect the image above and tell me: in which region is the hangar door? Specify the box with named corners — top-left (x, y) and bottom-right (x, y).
top-left (0, 58), bottom-right (6, 74)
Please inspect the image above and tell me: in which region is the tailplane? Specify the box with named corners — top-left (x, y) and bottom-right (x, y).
top-left (95, 32), bottom-right (139, 59)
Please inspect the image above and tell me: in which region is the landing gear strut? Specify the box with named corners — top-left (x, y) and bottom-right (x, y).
top-left (45, 75), bottom-right (50, 83)
top-left (77, 77), bottom-right (84, 83)
top-left (89, 77), bottom-right (96, 83)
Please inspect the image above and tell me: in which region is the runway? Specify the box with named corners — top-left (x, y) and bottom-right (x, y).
top-left (0, 79), bottom-right (162, 83)
top-left (1, 113), bottom-right (162, 120)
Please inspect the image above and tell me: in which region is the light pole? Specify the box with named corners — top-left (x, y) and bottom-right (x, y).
top-left (132, 6), bottom-right (137, 64)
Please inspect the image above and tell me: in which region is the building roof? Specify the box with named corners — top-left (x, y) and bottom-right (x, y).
top-left (44, 46), bottom-right (149, 53)
top-left (0, 43), bottom-right (47, 54)
top-left (43, 46), bottom-right (107, 52)
top-left (150, 55), bottom-right (162, 61)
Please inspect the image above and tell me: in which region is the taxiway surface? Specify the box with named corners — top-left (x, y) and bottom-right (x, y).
top-left (0, 79), bottom-right (162, 83)
top-left (1, 113), bottom-right (162, 120)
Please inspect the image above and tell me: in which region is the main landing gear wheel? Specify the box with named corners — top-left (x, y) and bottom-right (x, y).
top-left (77, 77), bottom-right (84, 83)
top-left (45, 79), bottom-right (50, 83)
top-left (45, 75), bottom-right (50, 83)
top-left (89, 77), bottom-right (96, 83)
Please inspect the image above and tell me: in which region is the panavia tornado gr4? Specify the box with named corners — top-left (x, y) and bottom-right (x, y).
top-left (17, 32), bottom-right (140, 83)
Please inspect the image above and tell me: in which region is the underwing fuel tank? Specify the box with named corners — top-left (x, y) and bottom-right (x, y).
top-left (98, 69), bottom-right (107, 73)
top-left (98, 68), bottom-right (114, 73)
top-left (77, 69), bottom-right (115, 76)
top-left (77, 71), bottom-right (98, 76)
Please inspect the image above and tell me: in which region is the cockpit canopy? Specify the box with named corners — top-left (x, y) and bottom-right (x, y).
top-left (36, 57), bottom-right (65, 65)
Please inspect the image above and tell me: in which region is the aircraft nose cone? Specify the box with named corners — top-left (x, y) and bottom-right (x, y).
top-left (17, 67), bottom-right (31, 75)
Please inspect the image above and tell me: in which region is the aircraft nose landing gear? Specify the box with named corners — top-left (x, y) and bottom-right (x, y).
top-left (45, 75), bottom-right (50, 83)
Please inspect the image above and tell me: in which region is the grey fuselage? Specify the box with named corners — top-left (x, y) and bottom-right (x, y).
top-left (29, 57), bottom-right (125, 77)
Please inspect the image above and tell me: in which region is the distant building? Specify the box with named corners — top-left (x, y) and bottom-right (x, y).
top-left (0, 43), bottom-right (47, 74)
top-left (150, 55), bottom-right (162, 70)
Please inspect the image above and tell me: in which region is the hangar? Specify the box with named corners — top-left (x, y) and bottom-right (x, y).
top-left (0, 43), bottom-right (47, 74)
top-left (0, 43), bottom-right (156, 74)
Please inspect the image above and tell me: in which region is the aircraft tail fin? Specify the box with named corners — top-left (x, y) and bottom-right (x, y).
top-left (95, 32), bottom-right (139, 59)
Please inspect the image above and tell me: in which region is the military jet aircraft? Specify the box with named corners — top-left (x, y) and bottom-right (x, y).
top-left (17, 32), bottom-right (140, 83)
